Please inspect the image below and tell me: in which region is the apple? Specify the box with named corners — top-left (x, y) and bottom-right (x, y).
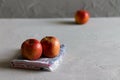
top-left (21, 39), bottom-right (42, 60)
top-left (75, 10), bottom-right (90, 24)
top-left (41, 36), bottom-right (60, 58)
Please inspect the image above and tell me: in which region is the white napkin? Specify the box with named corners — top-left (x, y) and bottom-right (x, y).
top-left (10, 44), bottom-right (66, 71)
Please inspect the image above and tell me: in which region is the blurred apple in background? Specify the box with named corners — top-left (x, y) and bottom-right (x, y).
top-left (21, 39), bottom-right (42, 60)
top-left (41, 36), bottom-right (60, 58)
top-left (75, 10), bottom-right (90, 24)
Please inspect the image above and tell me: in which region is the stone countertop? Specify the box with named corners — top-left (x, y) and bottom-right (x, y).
top-left (0, 18), bottom-right (120, 80)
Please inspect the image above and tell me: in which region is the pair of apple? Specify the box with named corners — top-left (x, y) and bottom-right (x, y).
top-left (21, 36), bottom-right (60, 60)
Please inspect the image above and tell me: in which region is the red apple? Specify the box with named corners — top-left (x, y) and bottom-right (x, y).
top-left (41, 36), bottom-right (60, 58)
top-left (75, 10), bottom-right (90, 24)
top-left (21, 39), bottom-right (42, 60)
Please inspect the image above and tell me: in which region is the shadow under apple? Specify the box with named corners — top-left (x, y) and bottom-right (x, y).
top-left (57, 21), bottom-right (76, 25)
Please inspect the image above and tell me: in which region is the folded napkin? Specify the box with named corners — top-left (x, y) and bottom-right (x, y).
top-left (10, 44), bottom-right (66, 71)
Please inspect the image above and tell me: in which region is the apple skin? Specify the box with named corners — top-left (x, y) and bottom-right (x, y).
top-left (40, 36), bottom-right (60, 58)
top-left (21, 39), bottom-right (42, 60)
top-left (75, 10), bottom-right (90, 24)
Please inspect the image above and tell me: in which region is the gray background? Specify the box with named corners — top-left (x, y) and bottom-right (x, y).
top-left (0, 0), bottom-right (120, 18)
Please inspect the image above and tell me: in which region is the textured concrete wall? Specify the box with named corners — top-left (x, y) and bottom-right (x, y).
top-left (0, 0), bottom-right (120, 18)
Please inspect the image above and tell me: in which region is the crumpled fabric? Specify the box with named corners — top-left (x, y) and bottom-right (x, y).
top-left (10, 44), bottom-right (66, 71)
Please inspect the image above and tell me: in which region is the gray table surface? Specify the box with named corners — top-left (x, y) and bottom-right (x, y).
top-left (0, 18), bottom-right (120, 80)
